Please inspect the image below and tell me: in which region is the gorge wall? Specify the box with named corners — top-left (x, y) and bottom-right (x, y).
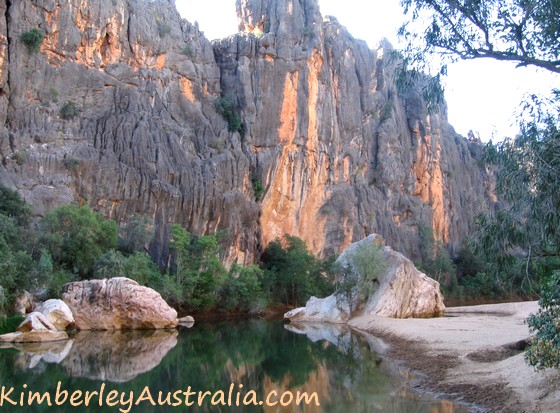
top-left (0, 0), bottom-right (495, 265)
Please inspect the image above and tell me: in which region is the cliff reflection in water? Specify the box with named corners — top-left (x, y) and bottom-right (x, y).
top-left (0, 320), bottom-right (469, 412)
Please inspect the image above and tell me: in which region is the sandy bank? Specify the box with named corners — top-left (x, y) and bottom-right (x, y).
top-left (349, 301), bottom-right (559, 412)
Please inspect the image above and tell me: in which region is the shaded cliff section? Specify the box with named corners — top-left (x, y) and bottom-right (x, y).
top-left (0, 0), bottom-right (495, 266)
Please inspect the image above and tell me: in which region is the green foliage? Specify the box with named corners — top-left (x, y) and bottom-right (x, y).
top-left (252, 176), bottom-right (264, 200)
top-left (46, 269), bottom-right (75, 298)
top-left (0, 189), bottom-right (40, 312)
top-left (468, 92), bottom-right (560, 297)
top-left (0, 316), bottom-right (25, 335)
top-left (417, 225), bottom-right (456, 293)
top-left (350, 243), bottom-right (385, 298)
top-left (261, 235), bottom-right (335, 307)
top-left (12, 150), bottom-right (27, 166)
top-left (93, 250), bottom-right (127, 278)
top-left (0, 235), bottom-right (35, 312)
top-left (94, 250), bottom-right (160, 287)
top-left (263, 20), bottom-right (271, 33)
top-left (180, 44), bottom-right (193, 57)
top-left (123, 252), bottom-right (160, 286)
top-left (21, 29), bottom-right (44, 53)
top-left (118, 214), bottom-right (154, 255)
top-left (214, 96), bottom-right (244, 135)
top-left (400, 0), bottom-right (560, 74)
top-left (61, 157), bottom-right (80, 172)
top-left (158, 272), bottom-right (184, 304)
top-left (169, 224), bottom-right (227, 311)
top-left (526, 272), bottom-right (560, 369)
top-left (334, 242), bottom-right (386, 311)
top-left (459, 272), bottom-right (504, 298)
top-left (41, 204), bottom-right (118, 277)
top-left (0, 183), bottom-right (32, 226)
top-left (49, 87), bottom-right (59, 102)
top-left (380, 101), bottom-right (394, 121)
top-left (396, 0), bottom-right (560, 110)
top-left (60, 100), bottom-right (79, 120)
top-left (219, 264), bottom-right (267, 312)
top-left (31, 250), bottom-right (55, 297)
top-left (156, 19), bottom-right (171, 37)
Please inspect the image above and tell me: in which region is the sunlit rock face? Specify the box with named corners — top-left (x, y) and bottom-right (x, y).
top-left (0, 0), bottom-right (494, 265)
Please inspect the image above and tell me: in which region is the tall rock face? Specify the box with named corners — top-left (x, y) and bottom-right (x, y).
top-left (215, 0), bottom-right (495, 258)
top-left (0, 0), bottom-right (261, 265)
top-left (0, 0), bottom-right (494, 264)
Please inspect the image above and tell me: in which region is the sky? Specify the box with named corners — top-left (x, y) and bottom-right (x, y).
top-left (176, 0), bottom-right (559, 142)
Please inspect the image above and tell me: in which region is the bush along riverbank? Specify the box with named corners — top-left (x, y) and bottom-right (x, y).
top-left (0, 183), bottom-right (335, 317)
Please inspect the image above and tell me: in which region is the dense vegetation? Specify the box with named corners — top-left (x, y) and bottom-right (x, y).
top-left (400, 0), bottom-right (560, 369)
top-left (0, 184), bottom-right (335, 316)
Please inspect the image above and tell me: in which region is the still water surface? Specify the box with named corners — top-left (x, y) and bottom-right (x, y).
top-left (0, 320), bottom-right (471, 412)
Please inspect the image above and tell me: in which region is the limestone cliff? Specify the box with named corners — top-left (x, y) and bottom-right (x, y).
top-left (0, 0), bottom-right (495, 265)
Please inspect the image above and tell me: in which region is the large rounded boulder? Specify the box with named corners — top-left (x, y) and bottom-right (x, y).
top-left (62, 277), bottom-right (177, 330)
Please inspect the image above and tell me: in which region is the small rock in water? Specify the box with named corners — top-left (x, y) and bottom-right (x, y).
top-left (177, 316), bottom-right (195, 328)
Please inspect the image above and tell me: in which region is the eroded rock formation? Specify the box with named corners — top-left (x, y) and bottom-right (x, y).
top-left (0, 0), bottom-right (494, 265)
top-left (285, 234), bottom-right (445, 322)
top-left (0, 308), bottom-right (71, 343)
top-left (35, 299), bottom-right (75, 330)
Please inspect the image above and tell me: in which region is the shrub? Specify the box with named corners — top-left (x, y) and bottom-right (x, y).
top-left (525, 272), bottom-right (560, 369)
top-left (156, 20), bottom-right (171, 37)
top-left (252, 176), bottom-right (264, 200)
top-left (46, 269), bottom-right (75, 298)
top-left (0, 183), bottom-right (32, 226)
top-left (263, 20), bottom-right (271, 33)
top-left (123, 252), bottom-right (160, 286)
top-left (118, 215), bottom-right (154, 255)
top-left (261, 235), bottom-right (335, 307)
top-left (380, 101), bottom-right (394, 121)
top-left (0, 236), bottom-right (35, 311)
top-left (219, 264), bottom-right (267, 312)
top-left (180, 44), bottom-right (193, 57)
top-left (94, 250), bottom-right (127, 279)
top-left (169, 225), bottom-right (228, 311)
top-left (21, 29), bottom-right (44, 53)
top-left (0, 316), bottom-right (25, 334)
top-left (62, 157), bottom-right (80, 172)
top-left (12, 150), bottom-right (27, 166)
top-left (334, 242), bottom-right (386, 311)
top-left (41, 204), bottom-right (118, 277)
top-left (50, 87), bottom-right (59, 102)
top-left (214, 96), bottom-right (244, 135)
top-left (459, 272), bottom-right (501, 297)
top-left (60, 101), bottom-right (79, 120)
